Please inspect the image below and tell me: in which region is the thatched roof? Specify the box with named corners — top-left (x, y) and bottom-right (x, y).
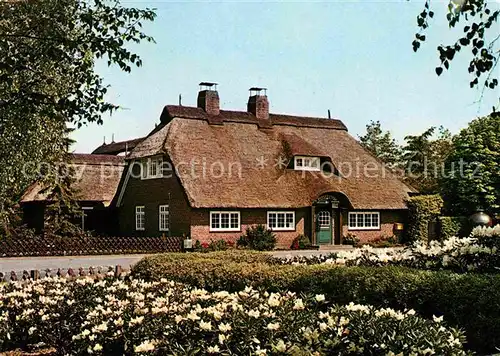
top-left (21, 154), bottom-right (125, 205)
top-left (128, 106), bottom-right (412, 210)
top-left (92, 137), bottom-right (145, 155)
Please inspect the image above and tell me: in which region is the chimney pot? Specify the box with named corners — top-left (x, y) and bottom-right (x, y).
top-left (247, 87), bottom-right (269, 120)
top-left (197, 82), bottom-right (219, 115)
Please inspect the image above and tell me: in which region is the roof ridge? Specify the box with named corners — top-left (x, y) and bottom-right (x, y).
top-left (163, 105), bottom-right (347, 131)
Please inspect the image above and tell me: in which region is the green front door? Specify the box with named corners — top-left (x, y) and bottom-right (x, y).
top-left (316, 209), bottom-right (333, 244)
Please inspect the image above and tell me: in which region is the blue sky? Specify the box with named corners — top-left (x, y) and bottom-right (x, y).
top-left (72, 0), bottom-right (499, 153)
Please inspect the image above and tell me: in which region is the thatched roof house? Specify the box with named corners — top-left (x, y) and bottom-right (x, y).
top-left (115, 85), bottom-right (412, 247)
top-left (21, 154), bottom-right (125, 233)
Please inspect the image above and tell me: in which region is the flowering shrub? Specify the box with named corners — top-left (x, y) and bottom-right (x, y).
top-left (193, 239), bottom-right (233, 252)
top-left (0, 277), bottom-right (470, 355)
top-left (278, 225), bottom-right (500, 273)
top-left (238, 225), bottom-right (277, 251)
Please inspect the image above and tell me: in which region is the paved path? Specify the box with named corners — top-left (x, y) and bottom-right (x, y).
top-left (0, 254), bottom-right (151, 273)
top-left (0, 248), bottom-right (354, 273)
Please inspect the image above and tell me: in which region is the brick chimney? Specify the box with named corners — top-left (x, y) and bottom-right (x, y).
top-left (197, 82), bottom-right (220, 115)
top-left (247, 87), bottom-right (269, 120)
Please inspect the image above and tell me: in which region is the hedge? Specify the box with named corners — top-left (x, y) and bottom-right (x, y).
top-left (406, 194), bottom-right (443, 242)
top-left (132, 251), bottom-right (500, 354)
top-left (438, 216), bottom-right (471, 240)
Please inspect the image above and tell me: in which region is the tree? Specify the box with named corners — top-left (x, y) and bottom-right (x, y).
top-left (440, 115), bottom-right (500, 216)
top-left (0, 0), bottom-right (156, 234)
top-left (358, 120), bottom-right (403, 168)
top-left (412, 0), bottom-right (499, 112)
top-left (402, 126), bottom-right (454, 193)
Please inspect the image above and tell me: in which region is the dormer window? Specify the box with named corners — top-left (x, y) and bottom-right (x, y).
top-left (294, 156), bottom-right (320, 171)
top-left (141, 156), bottom-right (165, 179)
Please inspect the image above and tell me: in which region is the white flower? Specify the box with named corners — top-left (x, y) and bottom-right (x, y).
top-left (247, 309), bottom-right (260, 318)
top-left (134, 340), bottom-right (156, 353)
top-left (274, 339), bottom-right (287, 352)
top-left (315, 294), bottom-right (325, 302)
top-left (130, 316), bottom-right (144, 326)
top-left (268, 294), bottom-right (281, 307)
top-left (255, 346), bottom-right (267, 355)
top-left (93, 344), bottom-right (103, 351)
top-left (266, 322), bottom-right (279, 330)
top-left (218, 333), bottom-right (227, 344)
top-left (218, 322), bottom-right (232, 332)
top-left (199, 320), bottom-right (212, 331)
top-left (207, 345), bottom-right (220, 353)
top-left (433, 315), bottom-right (444, 323)
top-left (293, 299), bottom-right (305, 310)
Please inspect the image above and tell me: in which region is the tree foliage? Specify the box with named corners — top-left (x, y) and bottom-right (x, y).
top-left (0, 0), bottom-right (155, 233)
top-left (413, 0), bottom-right (499, 111)
top-left (440, 115), bottom-right (500, 215)
top-left (358, 120), bottom-right (403, 168)
top-left (401, 126), bottom-right (454, 193)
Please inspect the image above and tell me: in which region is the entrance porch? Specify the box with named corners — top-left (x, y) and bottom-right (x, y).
top-left (311, 193), bottom-right (352, 246)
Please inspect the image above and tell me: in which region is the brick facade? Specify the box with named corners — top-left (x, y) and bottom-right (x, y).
top-left (190, 208), bottom-right (309, 249)
top-left (117, 157), bottom-right (192, 237)
top-left (340, 210), bottom-right (407, 243)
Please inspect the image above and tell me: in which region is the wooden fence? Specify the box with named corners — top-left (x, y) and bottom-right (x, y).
top-left (0, 235), bottom-right (184, 257)
top-left (0, 265), bottom-right (130, 282)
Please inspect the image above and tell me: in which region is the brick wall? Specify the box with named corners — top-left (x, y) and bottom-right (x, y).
top-left (190, 208), bottom-right (309, 249)
top-left (340, 210), bottom-right (407, 243)
top-left (118, 157), bottom-right (192, 237)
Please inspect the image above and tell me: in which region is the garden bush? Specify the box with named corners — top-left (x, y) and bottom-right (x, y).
top-left (342, 233), bottom-right (359, 246)
top-left (275, 225), bottom-right (499, 274)
top-left (193, 238), bottom-right (233, 252)
top-left (406, 194), bottom-right (443, 242)
top-left (438, 216), bottom-right (471, 241)
top-left (0, 277), bottom-right (470, 355)
top-left (290, 234), bottom-right (312, 250)
top-left (237, 224), bottom-right (277, 251)
top-left (132, 251), bottom-right (500, 353)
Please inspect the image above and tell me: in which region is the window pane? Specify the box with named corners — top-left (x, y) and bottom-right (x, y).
top-left (150, 160), bottom-right (155, 177)
top-left (230, 213), bottom-right (239, 229)
top-left (159, 205), bottom-right (169, 231)
top-left (285, 213), bottom-right (294, 228)
top-left (157, 159), bottom-right (163, 177)
top-left (311, 158), bottom-right (319, 168)
top-left (349, 213), bottom-right (356, 227)
top-left (296, 158), bottom-right (303, 167)
top-left (357, 214), bottom-right (364, 227)
top-left (221, 213), bottom-right (230, 228)
top-left (269, 213), bottom-right (276, 228)
top-left (211, 213), bottom-right (220, 229)
top-left (365, 213), bottom-right (372, 227)
top-left (372, 213), bottom-right (379, 227)
top-left (277, 213), bottom-right (285, 228)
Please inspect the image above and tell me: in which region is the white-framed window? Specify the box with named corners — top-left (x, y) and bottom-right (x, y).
top-left (159, 205), bottom-right (169, 232)
top-left (267, 211), bottom-right (295, 231)
top-left (141, 156), bottom-right (164, 179)
top-left (348, 212), bottom-right (380, 230)
top-left (294, 156), bottom-right (320, 171)
top-left (210, 211), bottom-right (240, 232)
top-left (135, 206), bottom-right (145, 231)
